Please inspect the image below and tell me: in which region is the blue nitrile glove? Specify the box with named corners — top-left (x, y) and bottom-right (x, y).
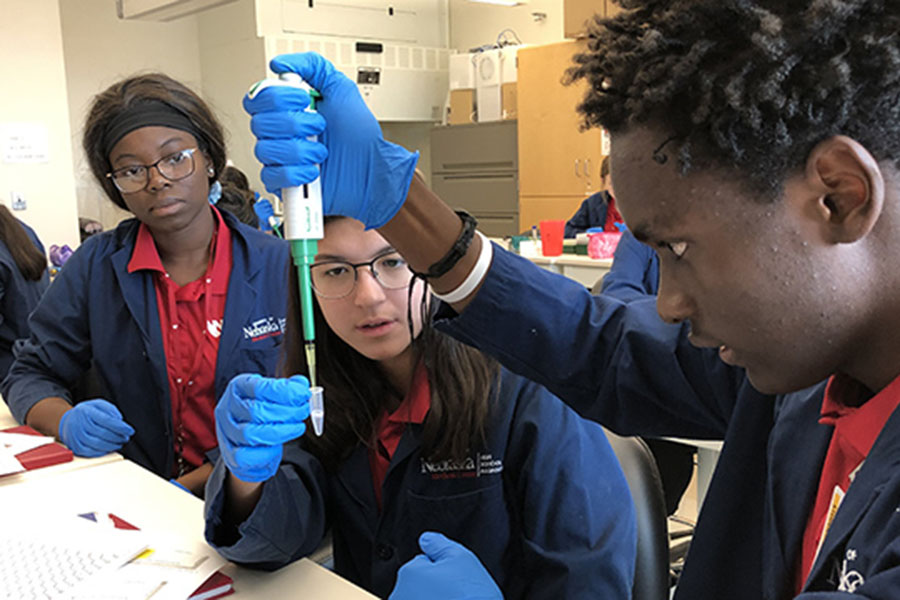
top-left (389, 532), bottom-right (503, 600)
top-left (215, 373), bottom-right (311, 483)
top-left (253, 198), bottom-right (276, 231)
top-left (243, 52), bottom-right (419, 229)
top-left (170, 479), bottom-right (191, 493)
top-left (58, 399), bottom-right (135, 458)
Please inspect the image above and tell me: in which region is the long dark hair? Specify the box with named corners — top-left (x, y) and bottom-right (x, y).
top-left (0, 206), bottom-right (46, 281)
top-left (281, 224), bottom-right (499, 472)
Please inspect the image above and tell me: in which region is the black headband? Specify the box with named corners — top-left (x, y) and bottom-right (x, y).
top-left (102, 99), bottom-right (202, 157)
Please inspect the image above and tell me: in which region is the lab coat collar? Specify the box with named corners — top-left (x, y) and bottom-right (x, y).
top-left (763, 388), bottom-right (832, 598)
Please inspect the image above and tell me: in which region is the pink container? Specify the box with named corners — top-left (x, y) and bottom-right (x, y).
top-left (587, 232), bottom-right (622, 259)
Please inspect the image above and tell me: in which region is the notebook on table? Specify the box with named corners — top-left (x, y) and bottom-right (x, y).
top-left (189, 570), bottom-right (234, 600)
top-left (0, 425), bottom-right (73, 475)
top-left (0, 524), bottom-right (149, 599)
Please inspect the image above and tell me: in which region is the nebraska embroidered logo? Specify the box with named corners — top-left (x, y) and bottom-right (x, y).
top-left (242, 316), bottom-right (286, 342)
top-left (206, 319), bottom-right (222, 339)
top-left (420, 453), bottom-right (503, 480)
top-left (830, 548), bottom-right (864, 593)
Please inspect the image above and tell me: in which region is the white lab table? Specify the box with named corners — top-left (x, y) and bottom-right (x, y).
top-left (0, 396), bottom-right (18, 429)
top-left (0, 398), bottom-right (125, 487)
top-left (0, 458), bottom-right (376, 598)
top-left (525, 253), bottom-right (613, 288)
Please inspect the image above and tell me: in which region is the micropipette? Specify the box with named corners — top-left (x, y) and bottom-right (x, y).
top-left (247, 73), bottom-right (325, 436)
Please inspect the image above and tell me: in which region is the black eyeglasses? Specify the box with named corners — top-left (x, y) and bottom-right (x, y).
top-left (106, 148), bottom-right (198, 194)
top-left (310, 251), bottom-right (413, 298)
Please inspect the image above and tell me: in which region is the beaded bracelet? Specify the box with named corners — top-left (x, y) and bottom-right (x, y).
top-left (410, 210), bottom-right (478, 279)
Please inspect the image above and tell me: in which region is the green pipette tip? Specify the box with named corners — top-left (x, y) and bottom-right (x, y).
top-left (291, 239), bottom-right (318, 386)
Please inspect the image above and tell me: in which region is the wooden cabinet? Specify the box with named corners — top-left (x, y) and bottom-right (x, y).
top-left (564, 0), bottom-right (623, 39)
top-left (517, 39), bottom-right (605, 230)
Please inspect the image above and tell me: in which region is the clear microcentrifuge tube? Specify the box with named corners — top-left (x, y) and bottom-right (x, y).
top-left (310, 386), bottom-right (324, 436)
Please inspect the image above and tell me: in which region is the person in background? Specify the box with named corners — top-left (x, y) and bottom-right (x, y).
top-left (2, 73), bottom-right (289, 496)
top-left (78, 217), bottom-right (103, 243)
top-left (243, 0), bottom-right (900, 594)
top-left (220, 163), bottom-right (279, 233)
top-left (217, 183), bottom-right (260, 229)
top-left (564, 155), bottom-right (623, 238)
top-left (0, 206), bottom-right (49, 380)
top-left (219, 164), bottom-right (251, 191)
top-left (204, 215), bottom-right (636, 599)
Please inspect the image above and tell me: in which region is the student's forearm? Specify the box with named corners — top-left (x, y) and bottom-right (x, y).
top-left (379, 174), bottom-right (486, 312)
top-left (175, 462), bottom-right (215, 497)
top-left (24, 396), bottom-right (71, 439)
top-left (223, 472), bottom-right (265, 525)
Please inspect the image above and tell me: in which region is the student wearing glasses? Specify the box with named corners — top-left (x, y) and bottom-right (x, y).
top-left (203, 216), bottom-right (636, 599)
top-left (1, 73), bottom-right (289, 496)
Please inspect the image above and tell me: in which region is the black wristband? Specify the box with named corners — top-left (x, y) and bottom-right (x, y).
top-left (412, 210), bottom-right (478, 279)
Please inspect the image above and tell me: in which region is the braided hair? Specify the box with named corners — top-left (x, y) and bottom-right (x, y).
top-left (567, 0), bottom-right (900, 194)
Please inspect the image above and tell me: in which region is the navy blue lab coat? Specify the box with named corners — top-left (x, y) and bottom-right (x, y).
top-left (564, 190), bottom-right (614, 238)
top-left (204, 368), bottom-right (637, 599)
top-left (600, 230), bottom-right (659, 302)
top-left (1, 210), bottom-right (289, 477)
top-left (434, 245), bottom-right (900, 600)
top-left (0, 220), bottom-right (49, 379)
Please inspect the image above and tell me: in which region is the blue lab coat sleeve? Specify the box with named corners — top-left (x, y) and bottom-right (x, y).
top-left (436, 245), bottom-right (749, 440)
top-left (2, 235), bottom-right (97, 420)
top-left (204, 441), bottom-right (329, 569)
top-left (0, 221), bottom-right (48, 380)
top-left (502, 377), bottom-right (636, 599)
top-left (600, 230), bottom-right (659, 303)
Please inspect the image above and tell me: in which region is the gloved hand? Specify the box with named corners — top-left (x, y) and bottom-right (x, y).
top-left (243, 52), bottom-right (419, 229)
top-left (215, 373), bottom-right (311, 483)
top-left (253, 198), bottom-right (276, 231)
top-left (389, 532), bottom-right (503, 600)
top-left (58, 399), bottom-right (135, 457)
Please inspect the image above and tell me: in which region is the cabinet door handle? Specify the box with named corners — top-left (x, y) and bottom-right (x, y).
top-left (584, 158), bottom-right (592, 177)
top-left (575, 158), bottom-right (581, 177)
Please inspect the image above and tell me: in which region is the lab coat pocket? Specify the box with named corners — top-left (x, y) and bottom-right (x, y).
top-left (405, 480), bottom-right (510, 564)
top-left (238, 334), bottom-right (284, 375)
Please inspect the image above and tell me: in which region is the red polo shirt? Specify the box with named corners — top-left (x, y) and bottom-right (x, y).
top-left (797, 372), bottom-right (900, 591)
top-left (368, 363), bottom-right (431, 511)
top-left (127, 207), bottom-right (232, 475)
top-left (604, 194), bottom-right (623, 232)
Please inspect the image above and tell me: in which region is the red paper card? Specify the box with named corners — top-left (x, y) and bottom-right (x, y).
top-left (2, 425), bottom-right (73, 472)
top-left (189, 571), bottom-right (234, 600)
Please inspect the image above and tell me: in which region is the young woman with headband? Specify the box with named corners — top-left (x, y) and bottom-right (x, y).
top-left (2, 73), bottom-right (290, 495)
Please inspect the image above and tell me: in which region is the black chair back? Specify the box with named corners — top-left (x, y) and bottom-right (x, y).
top-left (603, 428), bottom-right (670, 600)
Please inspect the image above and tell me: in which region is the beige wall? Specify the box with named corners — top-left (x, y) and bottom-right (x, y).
top-left (59, 0), bottom-right (203, 231)
top-left (0, 0), bottom-right (80, 251)
top-left (448, 0), bottom-right (564, 52)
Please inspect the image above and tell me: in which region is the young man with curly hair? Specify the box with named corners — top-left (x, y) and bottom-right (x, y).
top-left (241, 0), bottom-right (900, 597)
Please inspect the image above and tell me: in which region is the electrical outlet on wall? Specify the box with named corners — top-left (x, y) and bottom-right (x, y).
top-left (9, 191), bottom-right (26, 211)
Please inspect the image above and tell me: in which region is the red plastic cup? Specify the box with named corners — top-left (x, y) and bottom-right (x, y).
top-left (539, 219), bottom-right (565, 256)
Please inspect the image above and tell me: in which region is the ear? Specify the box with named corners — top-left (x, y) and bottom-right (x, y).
top-left (803, 135), bottom-right (884, 243)
top-left (201, 151), bottom-right (215, 178)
